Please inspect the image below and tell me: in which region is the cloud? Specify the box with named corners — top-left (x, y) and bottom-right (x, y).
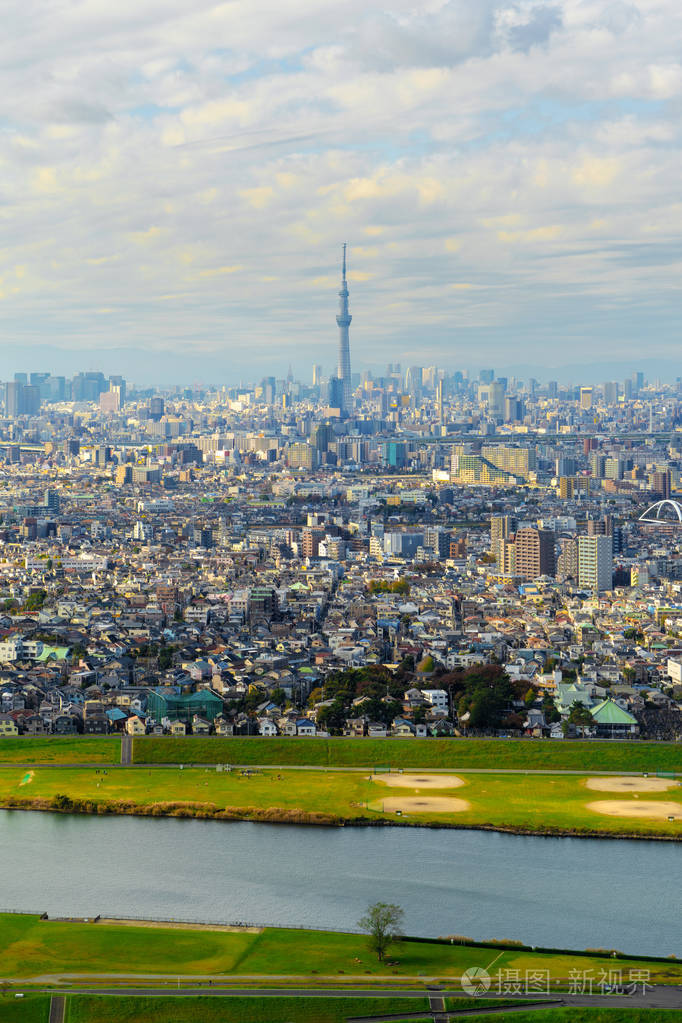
top-left (0, 0), bottom-right (678, 378)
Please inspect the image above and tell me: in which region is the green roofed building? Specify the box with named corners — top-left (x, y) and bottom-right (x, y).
top-left (35, 645), bottom-right (71, 662)
top-left (146, 688), bottom-right (224, 724)
top-left (590, 698), bottom-right (639, 738)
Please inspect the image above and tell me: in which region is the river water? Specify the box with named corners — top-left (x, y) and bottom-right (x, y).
top-left (0, 810), bottom-right (679, 956)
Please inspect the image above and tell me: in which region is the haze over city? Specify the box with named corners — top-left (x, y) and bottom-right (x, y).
top-left (1, 0), bottom-right (680, 383)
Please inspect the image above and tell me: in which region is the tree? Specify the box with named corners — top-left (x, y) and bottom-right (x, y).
top-left (568, 702), bottom-right (594, 736)
top-left (158, 647), bottom-right (173, 670)
top-left (358, 902), bottom-right (404, 961)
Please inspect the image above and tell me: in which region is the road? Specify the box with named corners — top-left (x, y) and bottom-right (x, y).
top-left (8, 978), bottom-right (682, 1013)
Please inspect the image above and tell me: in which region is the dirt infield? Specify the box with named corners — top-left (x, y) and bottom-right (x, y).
top-left (585, 776), bottom-right (678, 793)
top-left (373, 773), bottom-right (465, 789)
top-left (379, 796), bottom-right (470, 814)
top-left (587, 800), bottom-right (682, 820)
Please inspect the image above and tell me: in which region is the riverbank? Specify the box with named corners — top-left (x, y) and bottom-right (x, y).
top-left (0, 735), bottom-right (680, 774)
top-left (3, 794), bottom-right (682, 842)
top-left (133, 735), bottom-right (682, 772)
top-left (0, 765), bottom-right (680, 840)
top-left (1, 913), bottom-right (680, 984)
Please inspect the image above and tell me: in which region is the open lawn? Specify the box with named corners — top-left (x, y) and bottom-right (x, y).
top-left (0, 916), bottom-right (680, 986)
top-left (0, 738), bottom-right (119, 765)
top-left (0, 914), bottom-right (255, 977)
top-left (65, 994), bottom-right (430, 1023)
top-left (0, 765), bottom-right (680, 838)
top-left (1, 997), bottom-right (680, 1023)
top-left (132, 736), bottom-right (682, 773)
top-left (0, 997), bottom-right (49, 1023)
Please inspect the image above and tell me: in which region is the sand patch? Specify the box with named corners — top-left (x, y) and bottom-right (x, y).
top-left (19, 771), bottom-right (34, 787)
top-left (586, 776), bottom-right (677, 793)
top-left (587, 800), bottom-right (682, 820)
top-left (380, 796), bottom-right (470, 814)
top-left (373, 773), bottom-right (465, 789)
top-left (96, 918), bottom-right (262, 933)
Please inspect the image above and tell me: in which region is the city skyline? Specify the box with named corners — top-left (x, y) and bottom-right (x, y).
top-left (0, 0), bottom-right (679, 381)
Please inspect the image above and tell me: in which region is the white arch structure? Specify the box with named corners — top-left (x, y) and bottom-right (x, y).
top-left (638, 499), bottom-right (682, 524)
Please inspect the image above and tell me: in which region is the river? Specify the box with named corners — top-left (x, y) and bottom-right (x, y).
top-left (0, 810), bottom-right (679, 956)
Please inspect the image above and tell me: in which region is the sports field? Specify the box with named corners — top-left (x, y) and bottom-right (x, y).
top-left (0, 765), bottom-right (680, 837)
top-left (0, 914), bottom-right (680, 984)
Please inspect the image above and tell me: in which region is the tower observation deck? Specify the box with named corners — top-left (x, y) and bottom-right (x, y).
top-left (336, 243), bottom-right (352, 412)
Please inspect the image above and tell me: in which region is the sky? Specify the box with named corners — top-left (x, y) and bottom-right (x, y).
top-left (0, 0), bottom-right (680, 384)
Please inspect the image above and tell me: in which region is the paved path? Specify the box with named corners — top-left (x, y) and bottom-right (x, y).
top-left (48, 995), bottom-right (65, 1023)
top-left (2, 761), bottom-right (678, 778)
top-left (120, 735), bottom-right (132, 766)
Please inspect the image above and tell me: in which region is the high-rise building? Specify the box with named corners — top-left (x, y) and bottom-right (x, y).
top-left (557, 538), bottom-right (578, 581)
top-left (6, 382), bottom-right (40, 416)
top-left (43, 489), bottom-right (60, 514)
top-left (327, 376), bottom-right (344, 411)
top-left (514, 527), bottom-right (556, 580)
top-left (580, 387), bottom-right (593, 411)
top-left (5, 382), bottom-right (23, 417)
top-left (478, 381), bottom-right (505, 416)
top-left (336, 243), bottom-right (352, 412)
top-left (650, 470), bottom-right (671, 499)
top-left (578, 534), bottom-right (613, 592)
top-left (288, 442), bottom-right (317, 470)
top-left (424, 526), bottom-right (450, 560)
top-left (481, 444), bottom-right (537, 481)
top-left (108, 375), bottom-right (127, 405)
top-left (149, 397), bottom-right (165, 421)
top-left (490, 515), bottom-right (516, 555)
top-left (559, 476), bottom-right (590, 499)
top-left (497, 536), bottom-right (517, 574)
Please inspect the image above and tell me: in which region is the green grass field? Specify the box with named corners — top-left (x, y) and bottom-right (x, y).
top-left (0, 997), bottom-right (677, 1023)
top-left (0, 738), bottom-right (119, 765)
top-left (1, 765), bottom-right (680, 838)
top-left (132, 736), bottom-right (682, 773)
top-left (0, 997), bottom-right (49, 1023)
top-left (1, 736), bottom-right (679, 774)
top-left (64, 994), bottom-right (430, 1023)
top-left (0, 916), bottom-right (680, 986)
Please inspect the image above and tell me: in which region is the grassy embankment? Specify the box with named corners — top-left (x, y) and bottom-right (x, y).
top-left (0, 765), bottom-right (680, 838)
top-left (0, 997), bottom-right (49, 1023)
top-left (0, 736), bottom-right (679, 774)
top-left (64, 995), bottom-right (431, 1023)
top-left (0, 915), bottom-right (680, 985)
top-left (0, 997), bottom-right (679, 1023)
top-left (0, 738), bottom-right (119, 765)
top-left (132, 736), bottom-right (682, 773)
top-left (61, 1005), bottom-right (682, 1023)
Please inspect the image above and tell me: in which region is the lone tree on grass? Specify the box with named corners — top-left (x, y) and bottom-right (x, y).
top-left (358, 902), bottom-right (404, 961)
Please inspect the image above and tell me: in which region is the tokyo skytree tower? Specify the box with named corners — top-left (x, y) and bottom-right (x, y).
top-left (336, 243), bottom-right (352, 411)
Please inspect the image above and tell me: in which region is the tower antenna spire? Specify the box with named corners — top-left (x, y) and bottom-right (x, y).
top-left (336, 243), bottom-right (352, 413)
